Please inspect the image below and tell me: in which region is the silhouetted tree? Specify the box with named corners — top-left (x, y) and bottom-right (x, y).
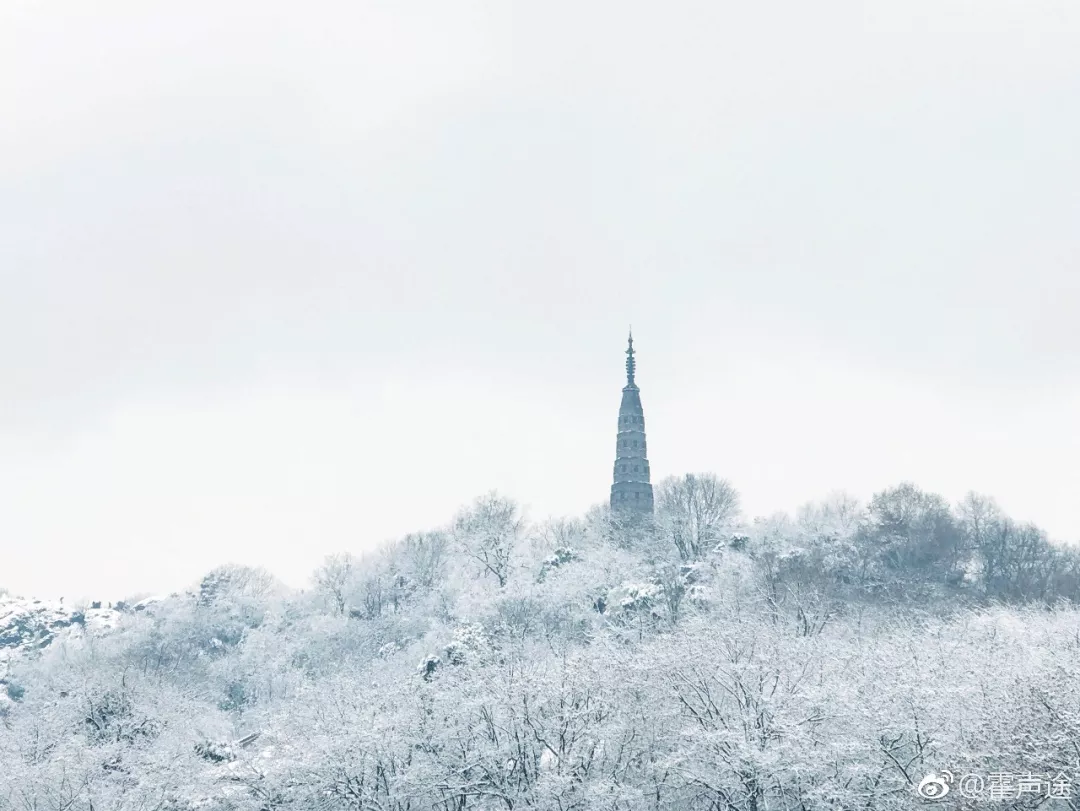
top-left (655, 473), bottom-right (741, 561)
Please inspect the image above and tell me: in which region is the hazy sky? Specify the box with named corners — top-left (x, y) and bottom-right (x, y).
top-left (2, 0), bottom-right (1078, 601)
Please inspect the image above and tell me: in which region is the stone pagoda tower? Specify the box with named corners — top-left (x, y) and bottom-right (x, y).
top-left (610, 330), bottom-right (654, 514)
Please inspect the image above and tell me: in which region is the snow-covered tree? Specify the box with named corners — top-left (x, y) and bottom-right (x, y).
top-left (453, 491), bottom-right (525, 588)
top-left (655, 473), bottom-right (741, 561)
top-left (312, 552), bottom-right (355, 615)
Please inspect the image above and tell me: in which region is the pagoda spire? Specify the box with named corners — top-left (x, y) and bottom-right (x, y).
top-left (610, 331), bottom-right (653, 515)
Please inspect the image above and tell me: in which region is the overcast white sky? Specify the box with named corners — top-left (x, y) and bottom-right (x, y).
top-left (2, 0), bottom-right (1078, 601)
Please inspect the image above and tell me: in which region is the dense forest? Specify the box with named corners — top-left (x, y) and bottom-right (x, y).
top-left (3, 475), bottom-right (1080, 810)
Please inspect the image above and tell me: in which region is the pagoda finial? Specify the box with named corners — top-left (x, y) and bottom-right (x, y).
top-left (625, 329), bottom-right (636, 386)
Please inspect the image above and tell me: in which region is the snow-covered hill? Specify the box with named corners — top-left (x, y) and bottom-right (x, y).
top-left (0, 594), bottom-right (163, 666)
